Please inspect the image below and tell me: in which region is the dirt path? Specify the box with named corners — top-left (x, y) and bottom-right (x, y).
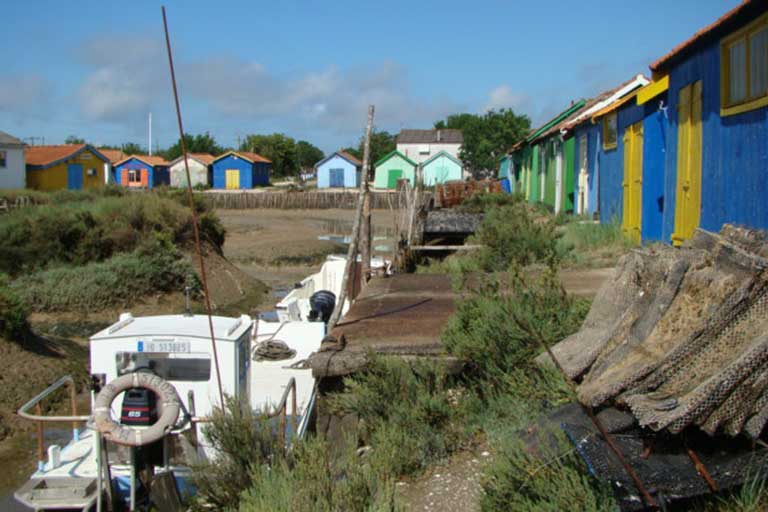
top-left (397, 446), bottom-right (492, 512)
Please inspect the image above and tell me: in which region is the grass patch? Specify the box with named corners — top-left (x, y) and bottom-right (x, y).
top-left (558, 219), bottom-right (632, 268)
top-left (0, 273), bottom-right (30, 342)
top-left (11, 237), bottom-right (198, 312)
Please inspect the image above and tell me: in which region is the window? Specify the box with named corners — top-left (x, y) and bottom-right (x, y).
top-left (721, 13), bottom-right (768, 116)
top-left (128, 169), bottom-right (141, 183)
top-left (602, 112), bottom-right (618, 150)
top-left (116, 352), bottom-right (211, 382)
top-left (0, 151), bottom-right (6, 168)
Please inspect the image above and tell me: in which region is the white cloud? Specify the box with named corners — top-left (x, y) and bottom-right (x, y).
top-left (483, 85), bottom-right (530, 113)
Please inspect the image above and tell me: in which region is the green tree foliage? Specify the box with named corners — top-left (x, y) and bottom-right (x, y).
top-left (0, 273), bottom-right (29, 342)
top-left (343, 128), bottom-right (396, 165)
top-left (64, 135), bottom-right (86, 144)
top-left (240, 133), bottom-right (298, 178)
top-left (121, 142), bottom-right (145, 155)
top-left (434, 109), bottom-right (530, 177)
top-left (295, 140), bottom-right (324, 170)
top-left (164, 132), bottom-right (224, 161)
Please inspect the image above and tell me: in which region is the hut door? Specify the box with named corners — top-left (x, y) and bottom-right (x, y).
top-left (622, 121), bottom-right (643, 244)
top-left (329, 168), bottom-right (344, 187)
top-left (672, 80), bottom-right (702, 245)
top-left (67, 164), bottom-right (83, 190)
top-left (387, 169), bottom-right (403, 189)
top-left (577, 134), bottom-right (588, 215)
top-left (225, 169), bottom-right (240, 189)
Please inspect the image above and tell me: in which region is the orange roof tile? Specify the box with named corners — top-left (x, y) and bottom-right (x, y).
top-left (650, 0), bottom-right (766, 72)
top-left (25, 144), bottom-right (87, 167)
top-left (337, 150), bottom-right (362, 166)
top-left (115, 154), bottom-right (170, 167)
top-left (98, 148), bottom-right (129, 164)
top-left (170, 153), bottom-right (216, 166)
top-left (237, 151), bottom-right (272, 164)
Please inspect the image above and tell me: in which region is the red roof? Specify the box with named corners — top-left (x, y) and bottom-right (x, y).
top-left (650, 0), bottom-right (766, 72)
top-left (337, 150), bottom-right (362, 166)
top-left (235, 151), bottom-right (272, 164)
top-left (98, 148), bottom-right (129, 164)
top-left (26, 144), bottom-right (87, 166)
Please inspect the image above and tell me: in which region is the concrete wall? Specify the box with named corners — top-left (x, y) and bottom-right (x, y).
top-left (0, 146), bottom-right (25, 188)
top-left (397, 142), bottom-right (461, 164)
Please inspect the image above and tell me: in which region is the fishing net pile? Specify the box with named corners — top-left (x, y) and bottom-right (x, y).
top-left (546, 225), bottom-right (768, 437)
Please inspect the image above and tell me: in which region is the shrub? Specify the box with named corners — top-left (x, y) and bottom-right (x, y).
top-left (329, 356), bottom-right (469, 475)
top-left (441, 270), bottom-right (590, 387)
top-left (0, 273), bottom-right (29, 341)
top-left (12, 239), bottom-right (197, 312)
top-left (458, 192), bottom-right (525, 213)
top-left (480, 427), bottom-right (614, 512)
top-left (191, 397), bottom-right (282, 511)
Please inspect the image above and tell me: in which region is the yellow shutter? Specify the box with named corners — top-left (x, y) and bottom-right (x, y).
top-left (622, 122), bottom-right (643, 244)
top-left (672, 80), bottom-right (703, 245)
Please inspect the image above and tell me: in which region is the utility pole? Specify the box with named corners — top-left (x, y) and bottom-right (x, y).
top-left (148, 112), bottom-right (153, 156)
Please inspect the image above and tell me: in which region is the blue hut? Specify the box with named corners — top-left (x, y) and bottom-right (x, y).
top-left (212, 151), bottom-right (271, 189)
top-left (114, 155), bottom-right (170, 189)
top-left (315, 150), bottom-right (361, 188)
top-left (646, 0), bottom-right (768, 245)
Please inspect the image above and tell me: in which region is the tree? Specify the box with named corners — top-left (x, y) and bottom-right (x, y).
top-left (343, 128), bottom-right (395, 165)
top-left (433, 109), bottom-right (530, 178)
top-left (295, 140), bottom-right (324, 170)
top-left (240, 133), bottom-right (298, 177)
top-left (65, 135), bottom-right (86, 144)
top-left (164, 132), bottom-right (224, 161)
top-left (121, 142), bottom-right (145, 155)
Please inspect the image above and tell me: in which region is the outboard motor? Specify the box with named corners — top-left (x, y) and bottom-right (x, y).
top-left (308, 290), bottom-right (336, 323)
top-left (121, 388), bottom-right (158, 426)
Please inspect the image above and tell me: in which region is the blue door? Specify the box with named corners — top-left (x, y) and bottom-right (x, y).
top-left (67, 164), bottom-right (83, 190)
top-left (329, 168), bottom-right (344, 187)
top-left (641, 104), bottom-right (667, 242)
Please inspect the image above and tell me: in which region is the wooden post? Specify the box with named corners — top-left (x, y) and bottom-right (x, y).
top-left (328, 105), bottom-right (375, 331)
top-left (360, 121), bottom-right (375, 288)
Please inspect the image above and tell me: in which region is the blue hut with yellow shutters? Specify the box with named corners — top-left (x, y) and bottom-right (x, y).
top-left (644, 0), bottom-right (768, 245)
top-left (212, 151), bottom-right (272, 189)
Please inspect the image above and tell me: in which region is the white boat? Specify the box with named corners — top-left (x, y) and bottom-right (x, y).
top-left (14, 312), bottom-right (324, 511)
top-left (275, 254), bottom-right (390, 323)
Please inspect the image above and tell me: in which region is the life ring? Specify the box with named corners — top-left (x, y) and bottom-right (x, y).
top-left (93, 372), bottom-right (181, 446)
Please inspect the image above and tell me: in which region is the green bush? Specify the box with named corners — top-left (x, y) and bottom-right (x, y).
top-left (0, 192), bottom-right (223, 275)
top-left (329, 356), bottom-right (469, 476)
top-left (458, 192), bottom-right (525, 213)
top-left (442, 270), bottom-right (590, 387)
top-left (12, 239), bottom-right (197, 312)
top-left (480, 427), bottom-right (614, 512)
top-left (0, 273), bottom-right (29, 341)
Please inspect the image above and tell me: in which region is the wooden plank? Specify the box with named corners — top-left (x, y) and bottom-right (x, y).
top-left (410, 244), bottom-right (483, 251)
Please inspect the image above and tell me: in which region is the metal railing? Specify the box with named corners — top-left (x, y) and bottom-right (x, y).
top-left (17, 375), bottom-right (89, 471)
top-left (267, 377), bottom-right (298, 448)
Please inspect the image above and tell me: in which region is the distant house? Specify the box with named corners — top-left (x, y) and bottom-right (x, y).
top-left (26, 144), bottom-right (110, 190)
top-left (315, 150), bottom-right (361, 189)
top-left (114, 155), bottom-right (170, 189)
top-left (0, 131), bottom-right (26, 189)
top-left (396, 129), bottom-right (463, 165)
top-left (373, 150), bottom-right (417, 189)
top-left (169, 153), bottom-right (214, 188)
top-left (212, 151), bottom-right (271, 189)
top-left (421, 150), bottom-right (463, 186)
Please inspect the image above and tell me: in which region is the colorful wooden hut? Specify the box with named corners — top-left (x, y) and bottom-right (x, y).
top-left (26, 144), bottom-right (109, 191)
top-left (212, 151), bottom-right (271, 189)
top-left (114, 155), bottom-right (170, 189)
top-left (373, 150), bottom-right (417, 189)
top-left (315, 150), bottom-right (361, 188)
top-left (421, 150), bottom-right (462, 186)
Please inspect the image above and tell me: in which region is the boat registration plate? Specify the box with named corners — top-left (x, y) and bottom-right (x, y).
top-left (137, 340), bottom-right (191, 353)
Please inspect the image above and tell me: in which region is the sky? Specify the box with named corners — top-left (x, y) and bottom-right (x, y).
top-left (0, 0), bottom-right (741, 154)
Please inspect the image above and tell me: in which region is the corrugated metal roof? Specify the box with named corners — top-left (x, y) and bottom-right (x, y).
top-left (650, 0), bottom-right (766, 73)
top-left (0, 130), bottom-right (23, 147)
top-left (397, 129), bottom-right (463, 144)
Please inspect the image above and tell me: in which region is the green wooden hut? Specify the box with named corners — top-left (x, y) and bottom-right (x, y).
top-left (422, 150), bottom-right (462, 186)
top-left (373, 150), bottom-right (417, 189)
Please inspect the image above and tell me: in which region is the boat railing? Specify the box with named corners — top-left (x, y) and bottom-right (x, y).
top-left (17, 375), bottom-right (90, 471)
top-left (268, 377), bottom-right (298, 448)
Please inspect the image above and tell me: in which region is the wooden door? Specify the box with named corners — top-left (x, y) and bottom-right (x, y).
top-left (622, 121), bottom-right (643, 244)
top-left (67, 164), bottom-right (83, 190)
top-left (225, 169), bottom-right (240, 190)
top-left (329, 168), bottom-right (344, 187)
top-left (672, 80), bottom-right (703, 245)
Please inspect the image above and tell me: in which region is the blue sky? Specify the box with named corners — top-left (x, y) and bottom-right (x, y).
top-left (0, 0), bottom-right (741, 153)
